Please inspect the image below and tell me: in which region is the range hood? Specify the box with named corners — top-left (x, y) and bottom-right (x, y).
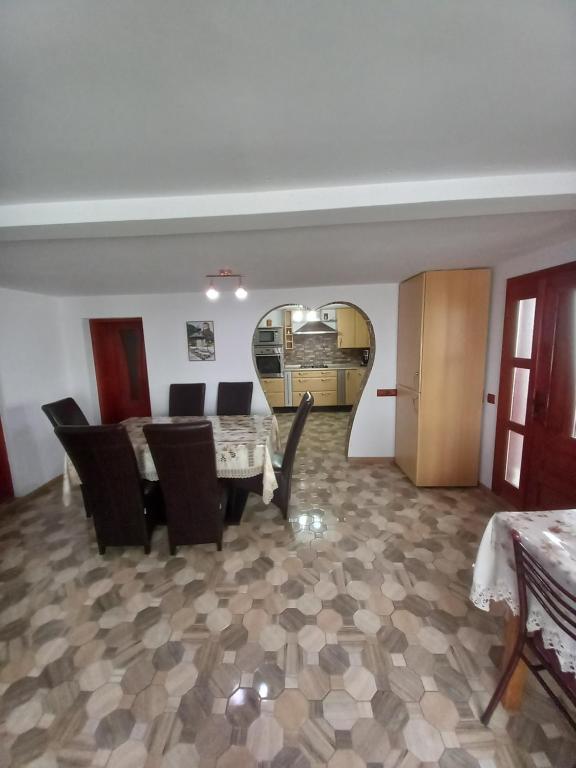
top-left (294, 320), bottom-right (337, 335)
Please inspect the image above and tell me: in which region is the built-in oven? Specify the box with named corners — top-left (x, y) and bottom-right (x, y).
top-left (255, 327), bottom-right (282, 346)
top-left (254, 346), bottom-right (283, 377)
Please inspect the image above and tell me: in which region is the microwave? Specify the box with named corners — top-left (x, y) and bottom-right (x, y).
top-left (255, 327), bottom-right (282, 345)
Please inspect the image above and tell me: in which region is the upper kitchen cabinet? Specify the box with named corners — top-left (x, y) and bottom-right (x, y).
top-left (395, 269), bottom-right (491, 487)
top-left (337, 307), bottom-right (370, 348)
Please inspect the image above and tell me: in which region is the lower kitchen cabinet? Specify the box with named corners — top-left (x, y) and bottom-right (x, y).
top-left (261, 377), bottom-right (285, 408)
top-left (345, 368), bottom-right (365, 405)
top-left (293, 389), bottom-right (337, 406)
top-left (291, 370), bottom-right (337, 406)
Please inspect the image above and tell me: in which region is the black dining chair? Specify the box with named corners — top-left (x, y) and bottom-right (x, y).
top-left (481, 530), bottom-right (576, 729)
top-left (227, 391), bottom-right (313, 521)
top-left (169, 383), bottom-right (206, 417)
top-left (216, 382), bottom-right (253, 416)
top-left (54, 425), bottom-right (163, 554)
top-left (144, 422), bottom-right (227, 555)
top-left (42, 397), bottom-right (89, 427)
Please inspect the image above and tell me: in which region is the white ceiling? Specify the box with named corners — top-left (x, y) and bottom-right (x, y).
top-left (1, 211), bottom-right (575, 296)
top-left (1, 0), bottom-right (575, 202)
top-left (0, 1), bottom-right (575, 294)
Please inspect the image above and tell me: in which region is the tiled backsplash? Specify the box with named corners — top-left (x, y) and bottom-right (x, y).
top-left (285, 333), bottom-right (365, 366)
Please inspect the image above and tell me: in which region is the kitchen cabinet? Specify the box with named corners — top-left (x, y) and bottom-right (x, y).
top-left (261, 377), bottom-right (285, 408)
top-left (291, 369), bottom-right (337, 407)
top-left (283, 310), bottom-right (293, 351)
top-left (336, 308), bottom-right (370, 348)
top-left (395, 269), bottom-right (491, 486)
top-left (345, 368), bottom-right (365, 405)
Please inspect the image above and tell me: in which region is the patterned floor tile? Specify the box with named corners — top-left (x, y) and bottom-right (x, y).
top-left (0, 412), bottom-right (574, 767)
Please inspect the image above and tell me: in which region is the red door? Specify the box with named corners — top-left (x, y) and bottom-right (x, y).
top-left (0, 417), bottom-right (14, 504)
top-left (492, 261), bottom-right (576, 509)
top-left (527, 267), bottom-right (576, 508)
top-left (90, 318), bottom-right (152, 424)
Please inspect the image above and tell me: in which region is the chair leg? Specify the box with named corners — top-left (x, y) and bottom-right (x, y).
top-left (98, 543), bottom-right (106, 555)
top-left (217, 540), bottom-right (222, 552)
top-left (481, 642), bottom-right (524, 725)
top-left (144, 544), bottom-right (151, 555)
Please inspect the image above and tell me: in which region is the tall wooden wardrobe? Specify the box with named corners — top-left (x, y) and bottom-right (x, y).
top-left (395, 269), bottom-right (491, 486)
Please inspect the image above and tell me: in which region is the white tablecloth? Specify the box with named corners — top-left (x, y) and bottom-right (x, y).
top-left (471, 509), bottom-right (576, 675)
top-left (63, 414), bottom-right (281, 506)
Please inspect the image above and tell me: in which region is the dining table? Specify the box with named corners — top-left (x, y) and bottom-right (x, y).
top-left (62, 413), bottom-right (281, 512)
top-left (470, 508), bottom-right (576, 709)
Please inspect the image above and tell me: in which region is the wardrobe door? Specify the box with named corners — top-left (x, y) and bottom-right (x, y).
top-left (395, 385), bottom-right (420, 483)
top-left (419, 270), bottom-right (491, 485)
top-left (397, 274), bottom-right (424, 392)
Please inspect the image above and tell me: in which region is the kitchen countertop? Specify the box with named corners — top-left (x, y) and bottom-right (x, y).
top-left (285, 365), bottom-right (366, 371)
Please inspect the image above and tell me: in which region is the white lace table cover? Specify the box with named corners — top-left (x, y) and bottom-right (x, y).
top-left (470, 509), bottom-right (576, 676)
top-left (63, 414), bottom-right (281, 505)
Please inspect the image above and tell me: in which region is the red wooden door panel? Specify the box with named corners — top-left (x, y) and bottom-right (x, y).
top-left (0, 417), bottom-right (14, 504)
top-left (492, 275), bottom-right (540, 507)
top-left (526, 268), bottom-right (576, 509)
top-left (493, 261), bottom-right (576, 509)
top-left (90, 318), bottom-right (152, 424)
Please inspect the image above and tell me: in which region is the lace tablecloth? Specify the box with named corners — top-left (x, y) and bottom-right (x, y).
top-left (63, 414), bottom-right (281, 505)
top-left (471, 509), bottom-right (576, 676)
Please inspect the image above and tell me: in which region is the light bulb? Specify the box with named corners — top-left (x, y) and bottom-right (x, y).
top-left (206, 284), bottom-right (219, 300)
top-left (293, 309), bottom-right (303, 322)
top-left (235, 285), bottom-right (248, 300)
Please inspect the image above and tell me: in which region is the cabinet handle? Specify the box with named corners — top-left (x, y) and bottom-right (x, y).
top-left (413, 372), bottom-right (419, 388)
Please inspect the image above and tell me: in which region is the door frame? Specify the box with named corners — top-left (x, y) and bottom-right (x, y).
top-left (492, 260), bottom-right (576, 508)
top-left (0, 417), bottom-right (14, 504)
top-left (89, 317), bottom-right (152, 424)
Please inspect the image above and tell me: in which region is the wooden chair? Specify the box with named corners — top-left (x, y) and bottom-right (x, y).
top-left (55, 425), bottom-right (163, 554)
top-left (481, 530), bottom-right (576, 729)
top-left (143, 422), bottom-right (227, 555)
top-left (42, 397), bottom-right (89, 427)
top-left (227, 391), bottom-right (314, 521)
top-left (169, 383), bottom-right (206, 417)
top-left (216, 382), bottom-right (253, 416)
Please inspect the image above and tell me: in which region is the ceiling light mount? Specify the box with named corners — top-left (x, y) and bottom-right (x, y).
top-left (205, 269), bottom-right (248, 300)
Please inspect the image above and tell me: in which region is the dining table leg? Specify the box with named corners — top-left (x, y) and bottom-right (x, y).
top-left (500, 614), bottom-right (528, 710)
top-left (225, 486), bottom-right (250, 525)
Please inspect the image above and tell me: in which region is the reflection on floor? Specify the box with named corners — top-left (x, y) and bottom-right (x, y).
top-left (0, 411), bottom-right (573, 767)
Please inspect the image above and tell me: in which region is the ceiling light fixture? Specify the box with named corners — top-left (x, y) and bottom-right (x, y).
top-left (205, 279), bottom-right (220, 301)
top-left (205, 269), bottom-right (248, 300)
top-left (235, 277), bottom-right (248, 300)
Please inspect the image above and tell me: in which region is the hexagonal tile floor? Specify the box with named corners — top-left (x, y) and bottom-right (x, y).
top-left (0, 412), bottom-right (574, 767)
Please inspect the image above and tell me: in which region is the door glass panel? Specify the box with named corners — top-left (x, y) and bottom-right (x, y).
top-left (514, 298), bottom-right (536, 358)
top-left (509, 367), bottom-right (530, 426)
top-left (505, 430), bottom-right (524, 488)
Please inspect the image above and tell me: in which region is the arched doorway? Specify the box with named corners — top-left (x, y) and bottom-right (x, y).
top-left (252, 302), bottom-right (375, 456)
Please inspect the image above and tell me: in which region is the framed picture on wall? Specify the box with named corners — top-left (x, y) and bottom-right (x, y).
top-left (186, 321), bottom-right (215, 361)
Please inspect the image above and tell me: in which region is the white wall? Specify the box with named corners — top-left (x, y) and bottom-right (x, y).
top-left (479, 241), bottom-right (576, 487)
top-left (60, 283), bottom-right (398, 460)
top-left (0, 287), bottom-right (69, 495)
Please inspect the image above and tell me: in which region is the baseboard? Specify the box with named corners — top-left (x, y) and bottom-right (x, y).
top-left (347, 456), bottom-right (395, 465)
top-left (0, 474), bottom-right (63, 515)
top-left (478, 482), bottom-right (515, 510)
